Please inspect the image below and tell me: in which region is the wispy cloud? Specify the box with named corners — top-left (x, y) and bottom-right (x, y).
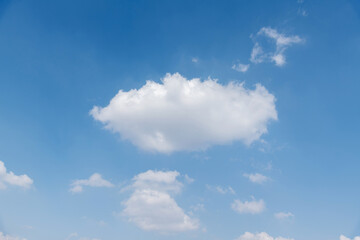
top-left (243, 173), bottom-right (269, 184)
top-left (274, 211), bottom-right (294, 220)
top-left (206, 184), bottom-right (235, 194)
top-left (231, 197), bottom-right (265, 214)
top-left (70, 173), bottom-right (114, 193)
top-left (0, 232), bottom-right (26, 240)
top-left (236, 232), bottom-right (294, 240)
top-left (340, 235), bottom-right (360, 240)
top-left (232, 63), bottom-right (250, 72)
top-left (250, 27), bottom-right (304, 66)
top-left (191, 57), bottom-right (199, 63)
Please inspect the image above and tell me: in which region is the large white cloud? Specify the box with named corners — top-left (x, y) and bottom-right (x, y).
top-left (340, 235), bottom-right (360, 240)
top-left (231, 197), bottom-right (265, 214)
top-left (91, 73), bottom-right (277, 153)
top-left (250, 27), bottom-right (304, 66)
top-left (0, 161), bottom-right (33, 189)
top-left (70, 173), bottom-right (114, 193)
top-left (0, 232), bottom-right (26, 240)
top-left (236, 232), bottom-right (293, 240)
top-left (122, 170), bottom-right (198, 232)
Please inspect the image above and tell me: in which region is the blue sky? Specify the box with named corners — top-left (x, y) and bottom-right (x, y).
top-left (0, 0), bottom-right (360, 240)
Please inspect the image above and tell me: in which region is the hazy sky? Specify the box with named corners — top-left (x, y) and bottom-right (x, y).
top-left (1, 1), bottom-right (360, 240)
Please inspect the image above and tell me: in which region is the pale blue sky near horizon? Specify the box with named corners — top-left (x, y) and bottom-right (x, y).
top-left (0, 1), bottom-right (360, 240)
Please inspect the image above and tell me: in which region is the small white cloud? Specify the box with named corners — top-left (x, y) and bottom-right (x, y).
top-left (191, 57), bottom-right (199, 63)
top-left (236, 232), bottom-right (294, 240)
top-left (122, 170), bottom-right (199, 232)
top-left (340, 235), bottom-right (360, 240)
top-left (274, 212), bottom-right (294, 219)
top-left (70, 173), bottom-right (114, 193)
top-left (0, 161), bottom-right (33, 189)
top-left (243, 173), bottom-right (269, 184)
top-left (91, 73), bottom-right (277, 153)
top-left (206, 185), bottom-right (235, 195)
top-left (231, 197), bottom-right (265, 214)
top-left (0, 232), bottom-right (26, 240)
top-left (271, 53), bottom-right (286, 66)
top-left (250, 27), bottom-right (304, 66)
top-left (232, 63), bottom-right (250, 72)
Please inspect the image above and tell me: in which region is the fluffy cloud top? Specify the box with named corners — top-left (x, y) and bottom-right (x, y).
top-left (70, 173), bottom-right (114, 193)
top-left (232, 197), bottom-right (265, 214)
top-left (0, 232), bottom-right (26, 240)
top-left (236, 232), bottom-right (293, 240)
top-left (91, 73), bottom-right (277, 153)
top-left (0, 161), bottom-right (33, 189)
top-left (243, 173), bottom-right (269, 184)
top-left (250, 27), bottom-right (304, 66)
top-left (340, 235), bottom-right (360, 240)
top-left (122, 170), bottom-right (198, 232)
top-left (274, 212), bottom-right (294, 220)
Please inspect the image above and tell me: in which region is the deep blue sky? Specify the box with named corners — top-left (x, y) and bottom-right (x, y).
top-left (0, 1), bottom-right (360, 240)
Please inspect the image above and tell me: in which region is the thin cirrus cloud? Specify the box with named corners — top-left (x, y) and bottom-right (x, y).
top-left (0, 232), bottom-right (26, 240)
top-left (69, 173), bottom-right (114, 193)
top-left (274, 212), bottom-right (294, 220)
top-left (250, 27), bottom-right (304, 66)
top-left (231, 197), bottom-right (265, 214)
top-left (122, 170), bottom-right (199, 232)
top-left (0, 161), bottom-right (33, 189)
top-left (91, 73), bottom-right (277, 153)
top-left (236, 232), bottom-right (294, 240)
top-left (340, 235), bottom-right (360, 240)
top-left (243, 173), bottom-right (269, 184)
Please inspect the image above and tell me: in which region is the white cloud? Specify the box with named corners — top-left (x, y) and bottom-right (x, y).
top-left (70, 173), bottom-right (114, 193)
top-left (236, 232), bottom-right (294, 240)
top-left (232, 63), bottom-right (250, 72)
top-left (340, 235), bottom-right (360, 240)
top-left (0, 232), bottom-right (26, 240)
top-left (0, 161), bottom-right (33, 189)
top-left (91, 73), bottom-right (277, 153)
top-left (274, 212), bottom-right (294, 219)
top-left (231, 197), bottom-right (265, 214)
top-left (250, 27), bottom-right (304, 66)
top-left (122, 170), bottom-right (199, 232)
top-left (250, 43), bottom-right (266, 64)
top-left (243, 173), bottom-right (269, 184)
top-left (206, 185), bottom-right (235, 194)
